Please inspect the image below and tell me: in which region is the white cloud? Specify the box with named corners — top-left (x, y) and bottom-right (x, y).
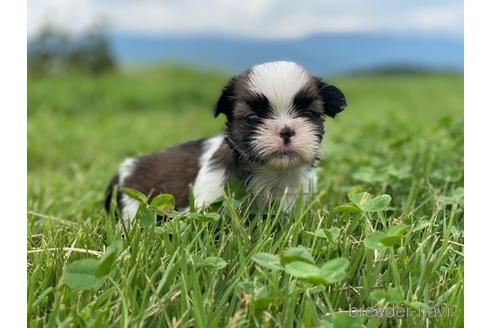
top-left (28, 0), bottom-right (463, 38)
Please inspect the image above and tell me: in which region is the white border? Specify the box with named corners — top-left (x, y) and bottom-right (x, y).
top-left (1, 0), bottom-right (480, 326)
top-left (0, 0), bottom-right (27, 325)
top-left (464, 1), bottom-right (492, 327)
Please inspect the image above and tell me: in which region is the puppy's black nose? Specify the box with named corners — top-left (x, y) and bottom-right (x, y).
top-left (279, 126), bottom-right (295, 144)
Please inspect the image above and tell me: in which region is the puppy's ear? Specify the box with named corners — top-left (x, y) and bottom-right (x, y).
top-left (316, 79), bottom-right (347, 118)
top-left (214, 78), bottom-right (235, 118)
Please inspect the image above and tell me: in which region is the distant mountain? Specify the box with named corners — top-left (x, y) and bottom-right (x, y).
top-left (110, 33), bottom-right (463, 76)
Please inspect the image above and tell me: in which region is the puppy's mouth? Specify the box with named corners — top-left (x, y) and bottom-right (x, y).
top-left (271, 148), bottom-right (299, 159)
top-left (262, 148), bottom-right (307, 169)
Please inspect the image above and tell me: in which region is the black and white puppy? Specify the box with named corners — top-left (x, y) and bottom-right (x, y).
top-left (105, 61), bottom-right (347, 221)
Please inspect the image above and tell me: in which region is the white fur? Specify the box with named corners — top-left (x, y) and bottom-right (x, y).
top-left (248, 61), bottom-right (310, 116)
top-left (193, 134), bottom-right (226, 207)
top-left (246, 165), bottom-right (317, 210)
top-left (118, 158), bottom-right (140, 222)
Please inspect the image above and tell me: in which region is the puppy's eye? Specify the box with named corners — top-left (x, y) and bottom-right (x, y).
top-left (245, 114), bottom-right (261, 125)
top-left (302, 110), bottom-right (320, 119)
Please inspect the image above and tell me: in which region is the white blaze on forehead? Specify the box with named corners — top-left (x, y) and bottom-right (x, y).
top-left (247, 61), bottom-right (311, 115)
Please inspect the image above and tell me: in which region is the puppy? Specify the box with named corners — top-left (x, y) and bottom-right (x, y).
top-left (105, 61), bottom-right (346, 221)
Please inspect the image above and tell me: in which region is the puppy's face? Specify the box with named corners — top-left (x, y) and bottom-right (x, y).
top-left (215, 61), bottom-right (346, 170)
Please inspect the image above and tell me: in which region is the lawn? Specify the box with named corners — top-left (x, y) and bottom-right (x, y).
top-left (27, 67), bottom-right (464, 327)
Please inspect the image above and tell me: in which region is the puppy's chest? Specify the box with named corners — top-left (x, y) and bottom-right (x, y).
top-left (245, 167), bottom-right (317, 200)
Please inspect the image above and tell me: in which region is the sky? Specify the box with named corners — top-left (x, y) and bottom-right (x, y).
top-left (28, 0), bottom-right (463, 39)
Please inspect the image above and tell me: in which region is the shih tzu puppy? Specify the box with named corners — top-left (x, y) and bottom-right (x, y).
top-left (105, 61), bottom-right (347, 221)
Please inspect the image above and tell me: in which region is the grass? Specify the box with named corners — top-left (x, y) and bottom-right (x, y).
top-left (27, 67), bottom-right (464, 327)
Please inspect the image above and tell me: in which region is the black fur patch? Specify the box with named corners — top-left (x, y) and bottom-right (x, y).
top-left (316, 79), bottom-right (347, 118)
top-left (215, 79), bottom-right (236, 118)
top-left (243, 93), bottom-right (271, 117)
top-left (293, 88), bottom-right (317, 111)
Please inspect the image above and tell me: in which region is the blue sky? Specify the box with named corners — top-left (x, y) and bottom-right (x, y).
top-left (28, 0), bottom-right (463, 39)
